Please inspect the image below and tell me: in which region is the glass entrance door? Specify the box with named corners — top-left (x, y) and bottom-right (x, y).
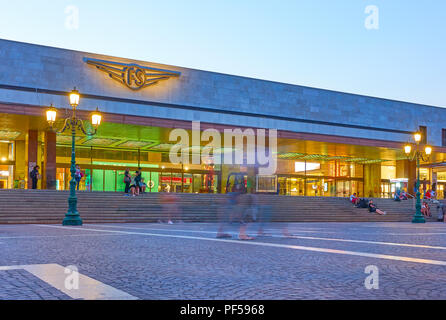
top-left (437, 183), bottom-right (445, 199)
top-left (381, 181), bottom-right (391, 198)
top-left (336, 180), bottom-right (350, 197)
top-left (288, 177), bottom-right (305, 196)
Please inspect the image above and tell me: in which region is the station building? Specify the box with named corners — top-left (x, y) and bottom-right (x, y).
top-left (0, 39), bottom-right (446, 198)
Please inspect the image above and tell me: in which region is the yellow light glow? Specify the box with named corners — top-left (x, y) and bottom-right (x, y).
top-left (295, 161), bottom-right (320, 173)
top-left (414, 132), bottom-right (422, 142)
top-left (404, 145), bottom-right (412, 154)
top-left (91, 108), bottom-right (102, 127)
top-left (1, 157), bottom-right (6, 162)
top-left (425, 146), bottom-right (432, 155)
top-left (46, 106), bottom-right (57, 124)
top-left (185, 166), bottom-right (189, 171)
top-left (69, 88), bottom-right (80, 107)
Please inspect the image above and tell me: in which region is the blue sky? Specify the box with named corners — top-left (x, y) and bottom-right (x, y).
top-left (0, 0), bottom-right (445, 107)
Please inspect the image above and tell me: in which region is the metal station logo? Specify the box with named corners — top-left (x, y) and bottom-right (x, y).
top-left (83, 57), bottom-right (181, 90)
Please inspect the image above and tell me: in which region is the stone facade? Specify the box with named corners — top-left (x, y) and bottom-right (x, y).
top-left (0, 38), bottom-right (444, 145)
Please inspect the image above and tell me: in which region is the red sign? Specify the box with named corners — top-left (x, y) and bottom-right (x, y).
top-left (161, 176), bottom-right (192, 183)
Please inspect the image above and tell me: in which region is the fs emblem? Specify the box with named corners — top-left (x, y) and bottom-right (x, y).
top-left (83, 57), bottom-right (181, 90)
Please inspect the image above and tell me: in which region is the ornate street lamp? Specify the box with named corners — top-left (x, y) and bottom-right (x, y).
top-left (404, 131), bottom-right (432, 223)
top-left (46, 87), bottom-right (102, 225)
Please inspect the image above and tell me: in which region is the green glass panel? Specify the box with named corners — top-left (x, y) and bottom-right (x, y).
top-left (149, 172), bottom-right (159, 192)
top-left (141, 171), bottom-right (150, 185)
top-left (92, 169), bottom-right (104, 191)
top-left (116, 170), bottom-right (127, 193)
top-left (85, 169), bottom-right (91, 192)
top-left (104, 170), bottom-right (116, 192)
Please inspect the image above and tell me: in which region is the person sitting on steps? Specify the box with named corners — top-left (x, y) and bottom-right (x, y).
top-left (400, 190), bottom-right (408, 200)
top-left (350, 193), bottom-right (360, 205)
top-left (368, 199), bottom-right (386, 215)
top-left (421, 200), bottom-right (431, 217)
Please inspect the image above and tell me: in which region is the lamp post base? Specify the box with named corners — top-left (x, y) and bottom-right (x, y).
top-left (62, 213), bottom-right (83, 226)
top-left (412, 215), bottom-right (426, 223)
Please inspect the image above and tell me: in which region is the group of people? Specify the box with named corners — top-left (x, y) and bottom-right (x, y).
top-left (420, 189), bottom-right (437, 218)
top-left (395, 187), bottom-right (440, 219)
top-left (394, 189), bottom-right (410, 201)
top-left (123, 168), bottom-right (147, 197)
top-left (350, 193), bottom-right (387, 215)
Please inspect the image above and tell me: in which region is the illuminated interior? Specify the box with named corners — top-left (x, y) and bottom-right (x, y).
top-left (1, 112), bottom-right (446, 198)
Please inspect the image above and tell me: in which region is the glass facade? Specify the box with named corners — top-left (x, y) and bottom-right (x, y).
top-left (1, 123), bottom-right (445, 200)
top-left (277, 160), bottom-right (364, 197)
top-left (55, 144), bottom-right (220, 193)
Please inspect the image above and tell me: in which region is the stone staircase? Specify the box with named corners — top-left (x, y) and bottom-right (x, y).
top-left (0, 189), bottom-right (439, 224)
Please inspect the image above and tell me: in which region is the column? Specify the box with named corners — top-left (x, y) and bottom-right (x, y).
top-left (14, 140), bottom-right (26, 188)
top-left (396, 159), bottom-right (415, 194)
top-left (44, 131), bottom-right (57, 189)
top-left (364, 163), bottom-right (381, 198)
top-left (407, 160), bottom-right (417, 195)
top-left (27, 130), bottom-right (38, 189)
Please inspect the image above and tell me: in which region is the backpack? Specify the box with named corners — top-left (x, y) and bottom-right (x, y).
top-left (124, 176), bottom-right (131, 183)
top-left (357, 198), bottom-right (369, 208)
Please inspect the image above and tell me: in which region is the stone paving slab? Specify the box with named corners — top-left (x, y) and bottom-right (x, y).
top-left (0, 222), bottom-right (446, 300)
top-left (0, 269), bottom-right (72, 300)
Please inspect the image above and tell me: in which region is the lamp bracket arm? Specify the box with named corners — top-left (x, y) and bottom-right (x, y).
top-left (51, 118), bottom-right (71, 134)
top-left (420, 154), bottom-right (430, 162)
top-left (77, 119), bottom-right (97, 136)
top-left (406, 152), bottom-right (416, 162)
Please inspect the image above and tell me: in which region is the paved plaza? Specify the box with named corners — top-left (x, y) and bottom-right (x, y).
top-left (1, 221), bottom-right (446, 300)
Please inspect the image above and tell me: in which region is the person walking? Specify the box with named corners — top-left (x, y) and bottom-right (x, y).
top-left (30, 165), bottom-right (40, 189)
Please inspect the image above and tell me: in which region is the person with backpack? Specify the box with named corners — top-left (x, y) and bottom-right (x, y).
top-left (74, 164), bottom-right (84, 190)
top-left (123, 168), bottom-right (131, 196)
top-left (30, 165), bottom-right (40, 189)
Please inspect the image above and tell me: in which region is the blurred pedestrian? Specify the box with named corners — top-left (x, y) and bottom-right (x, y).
top-left (160, 192), bottom-right (181, 224)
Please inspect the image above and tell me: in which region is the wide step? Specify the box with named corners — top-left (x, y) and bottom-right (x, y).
top-left (0, 190), bottom-right (439, 224)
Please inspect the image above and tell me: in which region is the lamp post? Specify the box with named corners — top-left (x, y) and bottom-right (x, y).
top-left (404, 132), bottom-right (432, 224)
top-left (46, 87), bottom-right (102, 225)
